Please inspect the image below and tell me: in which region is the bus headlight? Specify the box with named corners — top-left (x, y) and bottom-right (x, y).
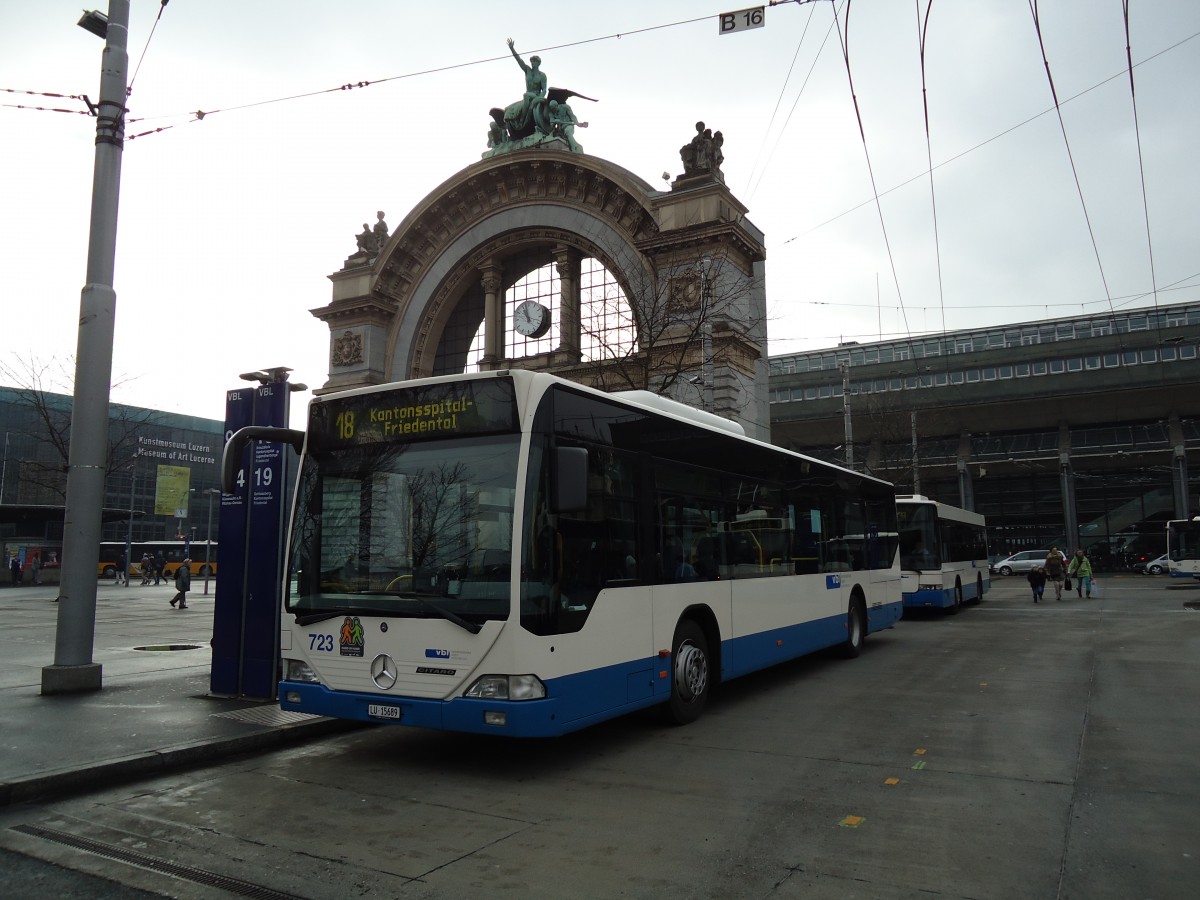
top-left (284, 658), bottom-right (320, 683)
top-left (919, 582), bottom-right (941, 592)
top-left (464, 674), bottom-right (546, 701)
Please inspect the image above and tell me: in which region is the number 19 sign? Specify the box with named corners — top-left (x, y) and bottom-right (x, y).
top-left (719, 6), bottom-right (764, 35)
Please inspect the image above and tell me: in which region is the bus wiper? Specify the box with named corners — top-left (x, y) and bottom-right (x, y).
top-left (412, 597), bottom-right (482, 634)
top-left (294, 610), bottom-right (344, 626)
top-left (359, 590), bottom-right (482, 635)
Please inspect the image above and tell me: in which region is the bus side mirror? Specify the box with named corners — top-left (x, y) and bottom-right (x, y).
top-left (552, 447), bottom-right (588, 513)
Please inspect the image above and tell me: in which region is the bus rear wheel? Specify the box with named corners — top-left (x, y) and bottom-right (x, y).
top-left (665, 620), bottom-right (710, 725)
top-left (841, 601), bottom-right (865, 658)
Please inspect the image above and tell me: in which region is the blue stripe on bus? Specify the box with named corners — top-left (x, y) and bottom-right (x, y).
top-left (902, 578), bottom-right (989, 609)
top-left (280, 600), bottom-right (905, 737)
top-left (902, 587), bottom-right (956, 609)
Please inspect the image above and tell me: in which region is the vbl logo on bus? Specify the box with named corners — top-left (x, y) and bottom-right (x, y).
top-left (425, 649), bottom-right (451, 659)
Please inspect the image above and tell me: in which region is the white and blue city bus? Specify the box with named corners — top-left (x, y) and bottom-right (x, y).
top-left (1167, 518), bottom-right (1200, 581)
top-left (896, 495), bottom-right (989, 613)
top-left (229, 370), bottom-right (902, 737)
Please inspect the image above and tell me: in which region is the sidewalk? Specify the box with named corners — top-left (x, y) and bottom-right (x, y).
top-left (0, 580), bottom-right (352, 807)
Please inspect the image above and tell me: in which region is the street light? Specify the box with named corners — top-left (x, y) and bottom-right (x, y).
top-left (201, 488), bottom-right (220, 595)
top-left (123, 450), bottom-right (140, 585)
top-left (44, 0), bottom-right (131, 696)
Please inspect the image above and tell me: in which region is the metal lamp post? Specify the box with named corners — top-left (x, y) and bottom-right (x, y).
top-left (123, 450), bottom-right (139, 585)
top-left (203, 488), bottom-right (220, 595)
top-left (43, 1), bottom-right (131, 695)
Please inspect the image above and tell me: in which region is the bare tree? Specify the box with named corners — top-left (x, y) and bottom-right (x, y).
top-left (0, 355), bottom-right (160, 503)
top-left (570, 250), bottom-right (766, 400)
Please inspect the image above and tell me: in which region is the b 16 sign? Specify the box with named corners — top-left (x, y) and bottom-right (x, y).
top-left (719, 6), bottom-right (764, 35)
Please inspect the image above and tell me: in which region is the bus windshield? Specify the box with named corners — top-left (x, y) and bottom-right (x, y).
top-left (286, 435), bottom-right (521, 627)
top-left (897, 503), bottom-right (941, 571)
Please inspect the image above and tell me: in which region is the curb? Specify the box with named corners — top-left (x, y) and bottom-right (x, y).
top-left (0, 717), bottom-right (362, 808)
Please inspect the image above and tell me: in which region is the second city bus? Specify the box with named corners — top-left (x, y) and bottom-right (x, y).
top-left (230, 370), bottom-right (904, 737)
top-left (1167, 518), bottom-right (1200, 581)
top-left (896, 495), bottom-right (989, 613)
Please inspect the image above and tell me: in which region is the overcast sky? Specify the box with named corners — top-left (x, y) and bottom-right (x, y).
top-left (2, 0), bottom-right (1197, 428)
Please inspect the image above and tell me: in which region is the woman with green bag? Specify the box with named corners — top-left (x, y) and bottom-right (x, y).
top-left (1067, 549), bottom-right (1093, 598)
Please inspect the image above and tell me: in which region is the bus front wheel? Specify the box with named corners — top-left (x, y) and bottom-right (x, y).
top-left (841, 601), bottom-right (865, 658)
top-left (665, 620), bottom-right (710, 725)
top-left (948, 581), bottom-right (963, 615)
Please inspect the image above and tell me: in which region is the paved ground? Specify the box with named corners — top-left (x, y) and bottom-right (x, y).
top-left (0, 571), bottom-right (1195, 899)
top-left (0, 579), bottom-right (350, 806)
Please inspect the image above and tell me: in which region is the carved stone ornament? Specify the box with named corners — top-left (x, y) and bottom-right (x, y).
top-left (331, 330), bottom-right (364, 367)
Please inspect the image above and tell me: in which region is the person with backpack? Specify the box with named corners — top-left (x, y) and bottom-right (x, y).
top-left (170, 559), bottom-right (191, 609)
top-left (1044, 547), bottom-right (1067, 601)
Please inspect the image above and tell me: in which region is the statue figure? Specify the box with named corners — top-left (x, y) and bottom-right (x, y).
top-left (484, 41), bottom-right (597, 158)
top-left (372, 210), bottom-right (388, 250)
top-left (503, 38), bottom-right (548, 138)
top-left (707, 131), bottom-right (724, 171)
top-left (679, 121), bottom-right (725, 180)
top-left (354, 223), bottom-right (374, 256)
top-left (487, 108), bottom-right (506, 148)
top-left (548, 99), bottom-right (585, 153)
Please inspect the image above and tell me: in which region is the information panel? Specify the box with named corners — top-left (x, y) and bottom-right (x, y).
top-left (309, 378), bottom-right (517, 452)
top-left (210, 388), bottom-right (254, 696)
top-left (242, 382), bottom-right (289, 699)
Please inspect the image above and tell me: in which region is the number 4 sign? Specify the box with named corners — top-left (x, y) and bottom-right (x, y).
top-left (719, 6), bottom-right (765, 35)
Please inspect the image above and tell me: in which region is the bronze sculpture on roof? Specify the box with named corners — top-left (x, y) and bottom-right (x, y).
top-left (484, 39), bottom-right (595, 158)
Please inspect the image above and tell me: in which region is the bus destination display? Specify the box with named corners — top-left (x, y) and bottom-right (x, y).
top-left (310, 378), bottom-right (518, 449)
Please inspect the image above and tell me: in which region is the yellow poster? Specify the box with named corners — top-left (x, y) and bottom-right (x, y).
top-left (155, 465), bottom-right (192, 517)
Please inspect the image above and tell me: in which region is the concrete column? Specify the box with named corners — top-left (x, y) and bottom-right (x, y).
top-left (1060, 451), bottom-right (1079, 551)
top-left (1169, 414), bottom-right (1190, 518)
top-left (554, 247), bottom-right (581, 362)
top-left (1172, 445), bottom-right (1190, 518)
top-left (957, 432), bottom-right (975, 511)
top-left (480, 263), bottom-right (504, 368)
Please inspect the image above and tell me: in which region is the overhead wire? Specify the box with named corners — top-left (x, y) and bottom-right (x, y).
top-left (1028, 1), bottom-right (1118, 317)
top-left (121, 12), bottom-right (717, 141)
top-left (774, 28), bottom-right (1200, 248)
top-left (830, 0), bottom-right (915, 351)
top-left (0, 88), bottom-right (92, 117)
top-left (743, 1), bottom-right (829, 202)
top-left (127, 0), bottom-right (170, 99)
top-left (1120, 0), bottom-right (1168, 388)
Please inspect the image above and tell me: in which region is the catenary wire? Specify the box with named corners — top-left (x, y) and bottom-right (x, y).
top-left (773, 28), bottom-right (1200, 248)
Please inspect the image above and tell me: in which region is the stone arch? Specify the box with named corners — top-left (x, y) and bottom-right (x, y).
top-left (316, 148), bottom-right (770, 438)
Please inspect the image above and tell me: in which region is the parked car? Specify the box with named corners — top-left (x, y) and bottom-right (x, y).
top-left (990, 550), bottom-right (1054, 576)
top-left (1135, 553), bottom-right (1170, 575)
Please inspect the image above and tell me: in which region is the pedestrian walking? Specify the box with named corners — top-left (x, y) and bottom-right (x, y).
top-left (140, 553), bottom-right (152, 585)
top-left (1044, 546), bottom-right (1066, 600)
top-left (115, 551), bottom-right (127, 586)
top-left (1027, 566), bottom-right (1046, 603)
top-left (170, 559), bottom-right (191, 609)
top-left (9, 556), bottom-right (21, 586)
top-left (154, 551), bottom-right (165, 585)
top-left (1067, 549), bottom-right (1093, 598)
top-left (30, 554), bottom-right (41, 585)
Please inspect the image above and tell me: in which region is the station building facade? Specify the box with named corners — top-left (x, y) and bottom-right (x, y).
top-left (767, 302), bottom-right (1200, 568)
top-left (0, 386), bottom-right (223, 578)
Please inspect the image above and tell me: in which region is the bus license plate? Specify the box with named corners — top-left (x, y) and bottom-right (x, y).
top-left (367, 704), bottom-right (401, 720)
